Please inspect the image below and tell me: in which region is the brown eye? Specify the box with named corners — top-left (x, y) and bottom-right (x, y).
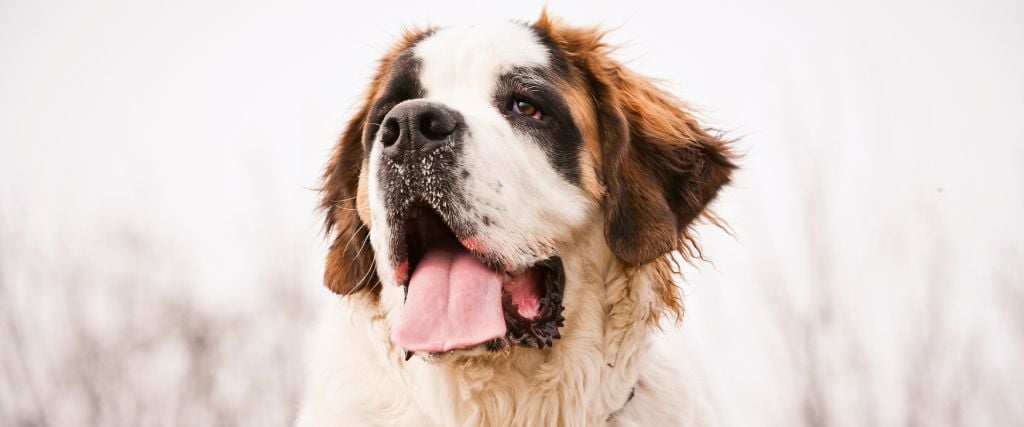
top-left (512, 98), bottom-right (542, 119)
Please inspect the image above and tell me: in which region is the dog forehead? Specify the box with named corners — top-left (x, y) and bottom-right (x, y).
top-left (413, 23), bottom-right (550, 99)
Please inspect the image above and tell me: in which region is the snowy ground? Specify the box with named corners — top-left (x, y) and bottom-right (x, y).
top-left (2, 1), bottom-right (1022, 425)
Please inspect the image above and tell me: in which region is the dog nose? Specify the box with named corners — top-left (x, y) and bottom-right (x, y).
top-left (379, 101), bottom-right (461, 151)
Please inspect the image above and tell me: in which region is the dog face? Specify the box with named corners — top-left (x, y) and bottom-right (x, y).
top-left (321, 13), bottom-right (734, 358)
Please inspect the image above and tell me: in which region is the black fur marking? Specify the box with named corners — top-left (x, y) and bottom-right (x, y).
top-left (493, 67), bottom-right (583, 186)
top-left (363, 52), bottom-right (426, 151)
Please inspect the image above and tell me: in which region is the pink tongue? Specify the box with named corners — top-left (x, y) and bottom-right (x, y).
top-left (391, 245), bottom-right (506, 352)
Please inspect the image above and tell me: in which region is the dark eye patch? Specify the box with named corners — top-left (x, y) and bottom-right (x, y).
top-left (364, 52), bottom-right (425, 150)
top-left (495, 71), bottom-right (565, 121)
top-left (494, 68), bottom-right (582, 186)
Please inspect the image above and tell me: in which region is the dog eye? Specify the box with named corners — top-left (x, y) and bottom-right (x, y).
top-left (511, 98), bottom-right (542, 120)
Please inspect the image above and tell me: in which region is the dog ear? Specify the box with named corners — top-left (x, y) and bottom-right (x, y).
top-left (534, 11), bottom-right (735, 267)
top-left (320, 101), bottom-right (378, 296)
top-left (597, 71), bottom-right (735, 266)
top-left (587, 61), bottom-right (736, 267)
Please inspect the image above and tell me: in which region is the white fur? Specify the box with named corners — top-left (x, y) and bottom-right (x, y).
top-left (297, 223), bottom-right (714, 426)
top-left (298, 24), bottom-right (716, 426)
top-left (413, 24), bottom-right (593, 269)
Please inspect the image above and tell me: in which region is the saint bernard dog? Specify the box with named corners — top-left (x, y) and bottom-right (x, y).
top-left (298, 11), bottom-right (736, 427)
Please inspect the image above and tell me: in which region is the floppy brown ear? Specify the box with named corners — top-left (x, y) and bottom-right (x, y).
top-left (320, 101), bottom-right (378, 296)
top-left (534, 11), bottom-right (734, 266)
top-left (593, 64), bottom-right (736, 266)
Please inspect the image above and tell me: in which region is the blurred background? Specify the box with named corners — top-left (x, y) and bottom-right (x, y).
top-left (2, 0), bottom-right (1022, 425)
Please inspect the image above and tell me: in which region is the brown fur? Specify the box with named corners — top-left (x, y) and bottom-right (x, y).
top-left (320, 27), bottom-right (433, 296)
top-left (535, 11), bottom-right (736, 318)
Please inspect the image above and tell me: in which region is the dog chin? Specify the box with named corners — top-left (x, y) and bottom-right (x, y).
top-left (412, 342), bottom-right (508, 364)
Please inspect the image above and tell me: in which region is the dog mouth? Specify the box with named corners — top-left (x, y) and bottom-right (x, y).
top-left (390, 204), bottom-right (565, 357)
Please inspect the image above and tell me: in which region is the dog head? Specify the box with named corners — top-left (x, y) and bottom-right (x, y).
top-left (320, 12), bottom-right (734, 358)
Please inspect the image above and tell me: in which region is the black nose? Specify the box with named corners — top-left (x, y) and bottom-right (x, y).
top-left (379, 101), bottom-right (461, 151)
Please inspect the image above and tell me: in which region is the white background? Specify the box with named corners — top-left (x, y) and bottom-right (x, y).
top-left (2, 0), bottom-right (1022, 425)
